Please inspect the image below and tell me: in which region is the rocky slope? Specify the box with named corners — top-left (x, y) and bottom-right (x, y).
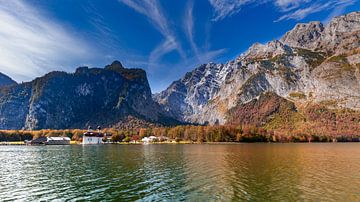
top-left (155, 11), bottom-right (360, 125)
top-left (0, 61), bottom-right (176, 130)
top-left (0, 72), bottom-right (16, 87)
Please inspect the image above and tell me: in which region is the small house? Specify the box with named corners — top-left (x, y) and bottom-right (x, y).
top-left (27, 136), bottom-right (70, 145)
top-left (141, 136), bottom-right (159, 143)
top-left (46, 137), bottom-right (71, 145)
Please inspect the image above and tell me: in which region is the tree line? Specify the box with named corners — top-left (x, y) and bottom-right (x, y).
top-left (0, 124), bottom-right (359, 143)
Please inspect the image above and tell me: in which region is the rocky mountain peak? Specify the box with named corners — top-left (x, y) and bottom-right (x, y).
top-left (327, 11), bottom-right (360, 33)
top-left (75, 66), bottom-right (89, 74)
top-left (105, 60), bottom-right (124, 71)
top-left (280, 21), bottom-right (324, 49)
top-left (242, 40), bottom-right (292, 60)
top-left (104, 61), bottom-right (146, 82)
top-left (280, 11), bottom-right (360, 52)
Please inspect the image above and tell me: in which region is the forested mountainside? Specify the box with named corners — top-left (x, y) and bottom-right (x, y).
top-left (0, 61), bottom-right (177, 130)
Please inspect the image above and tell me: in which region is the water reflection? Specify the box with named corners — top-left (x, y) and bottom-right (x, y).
top-left (0, 144), bottom-right (359, 201)
top-left (222, 144), bottom-right (305, 201)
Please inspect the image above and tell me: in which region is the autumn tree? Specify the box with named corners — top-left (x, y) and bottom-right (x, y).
top-left (139, 128), bottom-right (147, 138)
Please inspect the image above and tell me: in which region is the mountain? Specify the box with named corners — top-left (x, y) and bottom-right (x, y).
top-left (0, 72), bottom-right (16, 87)
top-left (155, 12), bottom-right (360, 127)
top-left (0, 61), bottom-right (176, 130)
top-left (1, 12), bottom-right (358, 131)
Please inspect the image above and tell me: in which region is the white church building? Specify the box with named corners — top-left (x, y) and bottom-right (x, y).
top-left (82, 126), bottom-right (104, 145)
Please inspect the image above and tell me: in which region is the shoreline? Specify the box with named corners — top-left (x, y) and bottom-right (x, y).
top-left (1, 141), bottom-right (360, 146)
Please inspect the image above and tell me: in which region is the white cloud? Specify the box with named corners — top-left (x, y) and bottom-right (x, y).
top-left (0, 0), bottom-right (94, 82)
top-left (119, 0), bottom-right (185, 70)
top-left (274, 0), bottom-right (309, 12)
top-left (184, 0), bottom-right (226, 64)
top-left (118, 0), bottom-right (227, 92)
top-left (118, 0), bottom-right (169, 37)
top-left (275, 2), bottom-right (331, 22)
top-left (148, 37), bottom-right (178, 66)
top-left (323, 0), bottom-right (356, 23)
top-left (208, 0), bottom-right (357, 22)
top-left (275, 0), bottom-right (356, 22)
top-left (83, 3), bottom-right (119, 51)
top-left (184, 0), bottom-right (203, 63)
top-left (208, 0), bottom-right (256, 21)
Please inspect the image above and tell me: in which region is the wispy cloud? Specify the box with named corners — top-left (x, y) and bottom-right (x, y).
top-left (184, 0), bottom-right (200, 61)
top-left (0, 0), bottom-right (94, 82)
top-left (184, 0), bottom-right (226, 64)
top-left (208, 0), bottom-right (357, 22)
top-left (322, 0), bottom-right (356, 23)
top-left (148, 37), bottom-right (179, 66)
top-left (118, 0), bottom-right (227, 92)
top-left (82, 3), bottom-right (119, 51)
top-left (275, 2), bottom-right (332, 22)
top-left (274, 0), bottom-right (309, 12)
top-left (208, 0), bottom-right (255, 21)
top-left (118, 0), bottom-right (185, 70)
top-left (275, 0), bottom-right (356, 22)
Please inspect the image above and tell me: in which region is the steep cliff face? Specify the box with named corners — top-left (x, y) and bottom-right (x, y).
top-left (0, 84), bottom-right (31, 129)
top-left (155, 12), bottom-right (360, 125)
top-left (0, 61), bottom-right (174, 130)
top-left (0, 72), bottom-right (16, 87)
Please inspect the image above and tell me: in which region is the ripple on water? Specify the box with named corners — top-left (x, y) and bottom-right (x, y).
top-left (0, 144), bottom-right (360, 201)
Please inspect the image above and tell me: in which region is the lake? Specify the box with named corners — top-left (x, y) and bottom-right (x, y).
top-left (0, 144), bottom-right (359, 201)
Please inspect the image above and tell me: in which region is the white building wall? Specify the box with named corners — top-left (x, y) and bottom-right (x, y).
top-left (83, 136), bottom-right (103, 144)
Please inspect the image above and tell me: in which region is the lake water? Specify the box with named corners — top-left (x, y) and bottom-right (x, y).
top-left (0, 144), bottom-right (360, 201)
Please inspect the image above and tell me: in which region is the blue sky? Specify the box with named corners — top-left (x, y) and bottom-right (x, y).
top-left (0, 0), bottom-right (359, 92)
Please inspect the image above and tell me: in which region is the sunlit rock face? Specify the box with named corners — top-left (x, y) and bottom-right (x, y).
top-left (155, 12), bottom-right (360, 125)
top-left (0, 61), bottom-right (175, 130)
